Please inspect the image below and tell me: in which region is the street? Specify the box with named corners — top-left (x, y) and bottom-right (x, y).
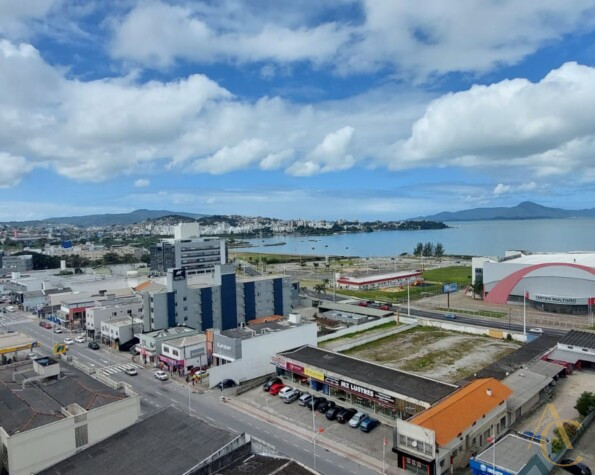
top-left (1, 310), bottom-right (379, 475)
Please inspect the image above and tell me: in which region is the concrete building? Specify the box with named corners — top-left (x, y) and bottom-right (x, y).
top-left (336, 270), bottom-right (423, 290)
top-left (470, 434), bottom-right (553, 475)
top-left (85, 298), bottom-right (144, 340)
top-left (209, 315), bottom-right (317, 387)
top-left (545, 329), bottom-right (595, 371)
top-left (393, 378), bottom-right (512, 474)
top-left (135, 326), bottom-right (200, 366)
top-left (502, 369), bottom-right (553, 426)
top-left (0, 254), bottom-right (33, 274)
top-left (149, 223), bottom-right (227, 275)
top-left (275, 345), bottom-right (457, 422)
top-left (141, 265), bottom-right (295, 332)
top-left (0, 357), bottom-right (140, 475)
top-left (100, 317), bottom-right (144, 350)
top-left (474, 251), bottom-right (595, 314)
top-left (159, 333), bottom-right (208, 375)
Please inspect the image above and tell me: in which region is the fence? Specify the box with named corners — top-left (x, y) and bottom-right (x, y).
top-left (317, 315), bottom-right (417, 343)
top-left (551, 409), bottom-right (595, 464)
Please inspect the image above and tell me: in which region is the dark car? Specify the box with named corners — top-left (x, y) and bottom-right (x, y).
top-left (336, 408), bottom-right (358, 424)
top-left (263, 377), bottom-right (281, 392)
top-left (88, 341), bottom-right (100, 350)
top-left (325, 405), bottom-right (343, 420)
top-left (309, 397), bottom-right (327, 411)
top-left (318, 400), bottom-right (336, 413)
top-left (216, 379), bottom-right (236, 389)
top-left (359, 417), bottom-right (380, 433)
top-left (560, 460), bottom-right (592, 475)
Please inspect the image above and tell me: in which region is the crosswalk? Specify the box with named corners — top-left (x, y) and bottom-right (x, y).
top-left (98, 362), bottom-right (143, 375)
top-left (0, 315), bottom-right (31, 327)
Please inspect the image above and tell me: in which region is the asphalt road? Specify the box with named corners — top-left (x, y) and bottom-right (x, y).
top-left (3, 311), bottom-right (378, 475)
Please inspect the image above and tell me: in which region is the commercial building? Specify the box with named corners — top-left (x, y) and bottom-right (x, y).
top-left (100, 317), bottom-right (144, 350)
top-left (502, 369), bottom-right (553, 426)
top-left (393, 378), bottom-right (512, 474)
top-left (545, 329), bottom-right (595, 371)
top-left (0, 332), bottom-right (38, 362)
top-left (135, 326), bottom-right (200, 366)
top-left (275, 346), bottom-right (457, 422)
top-left (336, 270), bottom-right (423, 290)
top-left (149, 222), bottom-right (227, 275)
top-left (0, 254), bottom-right (33, 274)
top-left (0, 357), bottom-right (140, 475)
top-left (85, 297), bottom-right (144, 340)
top-left (474, 251), bottom-right (595, 314)
top-left (209, 315), bottom-right (317, 388)
top-left (159, 333), bottom-right (208, 375)
top-left (469, 434), bottom-right (553, 475)
top-left (40, 406), bottom-right (316, 475)
top-left (141, 265), bottom-right (294, 332)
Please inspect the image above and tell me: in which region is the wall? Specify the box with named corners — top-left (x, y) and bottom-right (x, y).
top-left (417, 318), bottom-right (527, 343)
top-left (317, 315), bottom-right (417, 342)
top-left (329, 322), bottom-right (419, 352)
top-left (86, 300), bottom-right (143, 334)
top-left (208, 323), bottom-right (317, 387)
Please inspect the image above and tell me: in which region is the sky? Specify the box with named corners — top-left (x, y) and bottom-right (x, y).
top-left (2, 0), bottom-right (595, 222)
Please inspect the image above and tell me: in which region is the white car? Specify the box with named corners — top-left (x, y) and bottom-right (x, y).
top-left (154, 370), bottom-right (169, 381)
top-left (279, 386), bottom-right (294, 398)
top-left (348, 411), bottom-right (368, 428)
top-left (75, 336), bottom-right (86, 343)
top-left (64, 337), bottom-right (74, 345)
top-left (529, 327), bottom-right (544, 334)
top-left (53, 327), bottom-right (63, 334)
top-left (124, 367), bottom-right (138, 376)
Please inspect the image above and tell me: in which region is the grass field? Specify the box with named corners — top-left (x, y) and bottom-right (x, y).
top-left (319, 321), bottom-right (399, 348)
top-left (335, 285), bottom-right (442, 302)
top-left (422, 266), bottom-right (472, 285)
top-left (434, 306), bottom-right (506, 319)
top-left (230, 251), bottom-right (322, 264)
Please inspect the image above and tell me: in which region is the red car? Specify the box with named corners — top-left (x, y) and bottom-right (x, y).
top-left (39, 322), bottom-right (52, 329)
top-left (269, 383), bottom-right (286, 395)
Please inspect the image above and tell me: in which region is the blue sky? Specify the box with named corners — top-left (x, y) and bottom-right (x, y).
top-left (2, 0), bottom-right (595, 221)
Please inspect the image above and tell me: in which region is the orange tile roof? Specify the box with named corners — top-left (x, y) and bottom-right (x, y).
top-left (410, 378), bottom-right (512, 446)
top-left (134, 281), bottom-right (152, 291)
top-left (248, 315), bottom-right (284, 325)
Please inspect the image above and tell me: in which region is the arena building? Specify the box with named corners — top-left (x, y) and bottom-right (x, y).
top-left (473, 251), bottom-right (595, 314)
top-left (336, 270), bottom-right (423, 291)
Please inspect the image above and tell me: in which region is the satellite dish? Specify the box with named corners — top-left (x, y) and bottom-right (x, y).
top-left (412, 440), bottom-right (418, 448)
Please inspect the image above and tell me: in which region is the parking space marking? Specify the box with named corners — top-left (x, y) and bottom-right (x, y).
top-left (227, 427), bottom-right (238, 433)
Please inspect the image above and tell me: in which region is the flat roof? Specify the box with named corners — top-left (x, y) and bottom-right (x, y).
top-left (559, 330), bottom-right (595, 349)
top-left (317, 302), bottom-right (393, 318)
top-left (138, 326), bottom-right (198, 340)
top-left (221, 319), bottom-right (309, 340)
top-left (0, 332), bottom-right (37, 351)
top-left (502, 369), bottom-right (551, 412)
top-left (474, 434), bottom-right (543, 474)
top-left (0, 361), bottom-right (128, 436)
top-left (101, 317), bottom-right (143, 327)
top-left (504, 252), bottom-right (595, 267)
top-left (526, 360), bottom-right (566, 379)
top-left (279, 346), bottom-right (457, 405)
top-left (337, 270), bottom-right (422, 285)
top-left (470, 335), bottom-right (559, 381)
top-left (218, 454), bottom-right (315, 475)
top-left (164, 334), bottom-right (207, 348)
top-left (39, 406), bottom-right (236, 475)
top-left (547, 348), bottom-right (595, 364)
top-left (410, 378), bottom-right (512, 446)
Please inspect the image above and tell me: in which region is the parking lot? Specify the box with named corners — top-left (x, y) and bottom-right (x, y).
top-left (238, 378), bottom-right (400, 467)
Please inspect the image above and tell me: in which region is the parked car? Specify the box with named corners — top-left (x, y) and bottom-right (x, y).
top-left (53, 327), bottom-right (63, 334)
top-left (124, 367), bottom-right (138, 376)
top-left (64, 337), bottom-right (74, 345)
top-left (283, 389), bottom-right (302, 404)
top-left (318, 400), bottom-right (336, 413)
top-left (309, 397), bottom-right (327, 411)
top-left (75, 335), bottom-right (86, 343)
top-left (216, 379), bottom-right (236, 389)
top-left (279, 386), bottom-right (294, 398)
top-left (325, 405), bottom-right (343, 420)
top-left (559, 460), bottom-right (591, 475)
top-left (529, 327), bottom-right (544, 334)
top-left (269, 383), bottom-right (286, 395)
top-left (154, 370), bottom-right (169, 381)
top-left (298, 393), bottom-right (313, 407)
top-left (27, 352), bottom-right (38, 360)
top-left (359, 417), bottom-right (380, 433)
top-left (263, 377), bottom-right (282, 392)
top-left (88, 341), bottom-right (100, 350)
top-left (336, 408), bottom-right (358, 424)
top-left (348, 411), bottom-right (368, 428)
top-left (444, 313), bottom-right (456, 320)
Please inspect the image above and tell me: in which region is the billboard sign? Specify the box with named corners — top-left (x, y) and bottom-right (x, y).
top-left (324, 375), bottom-right (396, 406)
top-left (172, 268), bottom-right (186, 281)
top-left (443, 283), bottom-right (458, 294)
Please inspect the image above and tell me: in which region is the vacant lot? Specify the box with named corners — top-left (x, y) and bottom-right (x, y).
top-left (343, 327), bottom-right (518, 383)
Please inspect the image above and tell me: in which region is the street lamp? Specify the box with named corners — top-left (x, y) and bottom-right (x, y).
top-left (265, 397), bottom-right (271, 422)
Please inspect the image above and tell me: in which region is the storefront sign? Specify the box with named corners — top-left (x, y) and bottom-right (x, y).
top-left (286, 362), bottom-right (304, 374)
top-left (324, 375), bottom-right (396, 406)
top-left (304, 367), bottom-right (325, 381)
top-left (172, 268), bottom-right (186, 281)
top-left (271, 355), bottom-right (286, 369)
top-left (532, 294), bottom-right (585, 305)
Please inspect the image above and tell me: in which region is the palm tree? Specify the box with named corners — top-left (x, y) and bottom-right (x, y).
top-left (471, 279), bottom-right (484, 300)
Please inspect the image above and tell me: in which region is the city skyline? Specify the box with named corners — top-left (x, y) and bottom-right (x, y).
top-left (2, 1), bottom-right (595, 221)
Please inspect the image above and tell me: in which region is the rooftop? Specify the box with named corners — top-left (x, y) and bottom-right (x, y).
top-left (502, 369), bottom-right (552, 412)
top-left (139, 326), bottom-right (199, 340)
top-left (280, 345), bottom-right (457, 405)
top-left (337, 270), bottom-right (422, 285)
top-left (559, 330), bottom-right (595, 349)
top-left (101, 317), bottom-right (143, 327)
top-left (0, 360), bottom-right (128, 436)
top-left (221, 319), bottom-right (310, 340)
top-left (526, 360), bottom-right (566, 379)
top-left (317, 301), bottom-right (394, 318)
top-left (503, 251), bottom-right (595, 268)
top-left (164, 333), bottom-right (207, 348)
top-left (474, 434), bottom-right (543, 474)
top-left (218, 454), bottom-right (316, 475)
top-left (0, 331), bottom-right (37, 351)
top-left (39, 406), bottom-right (236, 475)
top-left (547, 347), bottom-right (595, 364)
top-left (410, 378), bottom-right (512, 447)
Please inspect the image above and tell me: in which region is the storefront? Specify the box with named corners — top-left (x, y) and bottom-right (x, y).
top-left (274, 346), bottom-right (457, 425)
top-left (158, 354), bottom-right (185, 374)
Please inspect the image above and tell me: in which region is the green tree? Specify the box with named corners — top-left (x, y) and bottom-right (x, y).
top-left (575, 391), bottom-right (595, 417)
top-left (422, 242), bottom-right (434, 257)
top-left (314, 282), bottom-right (327, 294)
top-left (13, 251), bottom-right (60, 270)
top-left (471, 279), bottom-right (484, 300)
top-left (434, 242), bottom-right (445, 258)
top-left (413, 242), bottom-right (423, 257)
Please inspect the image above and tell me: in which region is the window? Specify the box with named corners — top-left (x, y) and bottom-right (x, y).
top-left (172, 349), bottom-right (179, 357)
top-left (183, 297), bottom-right (187, 301)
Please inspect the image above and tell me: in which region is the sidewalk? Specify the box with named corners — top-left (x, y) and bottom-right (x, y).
top-left (226, 396), bottom-right (405, 475)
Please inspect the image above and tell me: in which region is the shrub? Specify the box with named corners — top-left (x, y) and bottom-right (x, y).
top-left (575, 391), bottom-right (595, 418)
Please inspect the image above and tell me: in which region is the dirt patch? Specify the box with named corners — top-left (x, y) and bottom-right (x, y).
top-left (343, 327), bottom-right (518, 383)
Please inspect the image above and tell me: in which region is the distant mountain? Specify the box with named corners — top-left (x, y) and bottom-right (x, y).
top-left (412, 201), bottom-right (595, 222)
top-left (2, 209), bottom-right (207, 227)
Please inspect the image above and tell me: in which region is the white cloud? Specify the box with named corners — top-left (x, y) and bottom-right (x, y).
top-left (395, 62), bottom-right (595, 179)
top-left (0, 153), bottom-right (34, 187)
top-left (0, 0), bottom-right (57, 39)
top-left (190, 139), bottom-right (269, 174)
top-left (134, 178), bottom-right (150, 188)
top-left (108, 0), bottom-right (595, 79)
